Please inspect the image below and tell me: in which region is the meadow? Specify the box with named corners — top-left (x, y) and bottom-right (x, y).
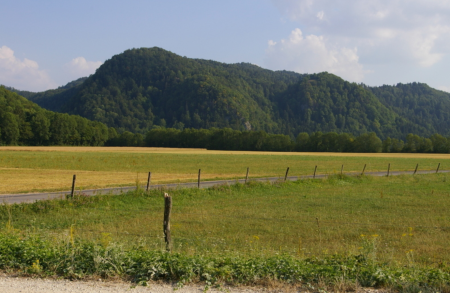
top-left (1, 148), bottom-right (450, 290)
top-left (0, 146), bottom-right (448, 194)
top-left (2, 172), bottom-right (450, 265)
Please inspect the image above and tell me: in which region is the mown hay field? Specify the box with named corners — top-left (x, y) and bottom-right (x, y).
top-left (0, 146), bottom-right (448, 194)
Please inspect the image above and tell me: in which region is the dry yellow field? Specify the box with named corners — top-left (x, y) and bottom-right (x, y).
top-left (2, 146), bottom-right (450, 159)
top-left (1, 146), bottom-right (448, 194)
top-left (0, 167), bottom-right (237, 194)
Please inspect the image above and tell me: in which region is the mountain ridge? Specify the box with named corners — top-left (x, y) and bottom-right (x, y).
top-left (7, 47), bottom-right (450, 139)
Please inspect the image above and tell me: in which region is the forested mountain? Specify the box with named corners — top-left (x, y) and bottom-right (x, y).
top-left (368, 83), bottom-right (450, 136)
top-left (0, 86), bottom-right (113, 146)
top-left (12, 47), bottom-right (450, 139)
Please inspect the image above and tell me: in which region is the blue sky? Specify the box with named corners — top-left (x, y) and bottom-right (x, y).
top-left (1, 0), bottom-right (450, 93)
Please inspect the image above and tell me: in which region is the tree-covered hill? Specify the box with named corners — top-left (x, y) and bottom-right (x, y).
top-left (58, 48), bottom-right (302, 133)
top-left (12, 47), bottom-right (450, 139)
top-left (273, 73), bottom-right (434, 139)
top-left (368, 83), bottom-right (450, 137)
top-left (0, 86), bottom-right (113, 146)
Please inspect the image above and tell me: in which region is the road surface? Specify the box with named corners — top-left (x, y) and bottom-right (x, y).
top-left (0, 169), bottom-right (447, 204)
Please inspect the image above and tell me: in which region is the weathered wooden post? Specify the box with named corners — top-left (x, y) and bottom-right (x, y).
top-left (436, 163), bottom-right (441, 173)
top-left (413, 164), bottom-right (418, 175)
top-left (198, 169), bottom-right (201, 188)
top-left (146, 172), bottom-right (152, 191)
top-left (340, 164), bottom-right (344, 175)
top-left (313, 165), bottom-right (317, 179)
top-left (245, 167), bottom-right (249, 184)
top-left (163, 193), bottom-right (172, 252)
top-left (71, 175), bottom-right (76, 198)
top-left (284, 167), bottom-right (290, 182)
top-left (387, 163), bottom-right (390, 177)
top-left (361, 164), bottom-right (366, 176)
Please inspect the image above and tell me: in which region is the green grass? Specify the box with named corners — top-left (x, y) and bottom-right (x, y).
top-left (2, 172), bottom-right (450, 266)
top-left (2, 172), bottom-right (450, 290)
top-left (2, 173), bottom-right (450, 291)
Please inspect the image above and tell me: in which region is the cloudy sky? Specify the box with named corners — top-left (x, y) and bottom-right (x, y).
top-left (1, 0), bottom-right (450, 92)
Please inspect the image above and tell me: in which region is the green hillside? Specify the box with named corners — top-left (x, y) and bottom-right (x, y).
top-left (0, 86), bottom-right (112, 146)
top-left (14, 47), bottom-right (450, 139)
top-left (369, 83), bottom-right (450, 136)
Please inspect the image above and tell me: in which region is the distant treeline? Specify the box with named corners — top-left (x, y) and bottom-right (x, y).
top-left (107, 127), bottom-right (450, 153)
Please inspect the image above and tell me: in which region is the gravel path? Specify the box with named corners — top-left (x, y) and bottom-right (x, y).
top-left (0, 275), bottom-right (389, 293)
top-left (0, 276), bottom-right (272, 293)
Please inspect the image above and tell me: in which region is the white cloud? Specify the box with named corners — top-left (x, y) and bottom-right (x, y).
top-left (265, 28), bottom-right (367, 82)
top-left (271, 0), bottom-right (450, 68)
top-left (65, 57), bottom-right (102, 79)
top-left (0, 46), bottom-right (57, 91)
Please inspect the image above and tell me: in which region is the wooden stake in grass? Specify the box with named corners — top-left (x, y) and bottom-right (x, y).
top-left (361, 164), bottom-right (366, 176)
top-left (71, 174), bottom-right (76, 198)
top-left (284, 167), bottom-right (290, 182)
top-left (146, 172), bottom-right (152, 191)
top-left (198, 169), bottom-right (201, 188)
top-left (163, 193), bottom-right (172, 252)
top-left (414, 164), bottom-right (418, 175)
top-left (245, 167), bottom-right (249, 184)
top-left (341, 164), bottom-right (344, 175)
top-left (387, 163), bottom-right (390, 177)
top-left (436, 163), bottom-right (441, 173)
top-left (313, 165), bottom-right (317, 179)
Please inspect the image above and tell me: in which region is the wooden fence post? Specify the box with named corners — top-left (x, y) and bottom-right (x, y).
top-left (163, 193), bottom-right (172, 252)
top-left (361, 164), bottom-right (366, 176)
top-left (71, 175), bottom-right (76, 198)
top-left (146, 172), bottom-right (152, 191)
top-left (198, 169), bottom-right (201, 188)
top-left (313, 165), bottom-right (317, 179)
top-left (387, 163), bottom-right (390, 177)
top-left (245, 167), bottom-right (249, 184)
top-left (340, 165), bottom-right (344, 175)
top-left (436, 163), bottom-right (441, 173)
top-left (413, 164), bottom-right (418, 175)
top-left (284, 167), bottom-right (290, 182)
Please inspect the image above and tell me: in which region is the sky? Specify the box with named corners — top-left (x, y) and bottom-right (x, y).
top-left (1, 0), bottom-right (450, 92)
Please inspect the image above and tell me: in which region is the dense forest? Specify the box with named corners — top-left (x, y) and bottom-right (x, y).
top-left (2, 84), bottom-right (450, 153)
top-left (11, 47), bottom-right (450, 140)
top-left (0, 87), bottom-right (114, 146)
top-left (106, 127), bottom-right (450, 154)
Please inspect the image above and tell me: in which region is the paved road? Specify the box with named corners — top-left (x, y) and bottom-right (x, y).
top-left (0, 169), bottom-right (447, 204)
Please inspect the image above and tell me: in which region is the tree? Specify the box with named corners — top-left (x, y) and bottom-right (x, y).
top-left (1, 112), bottom-right (20, 145)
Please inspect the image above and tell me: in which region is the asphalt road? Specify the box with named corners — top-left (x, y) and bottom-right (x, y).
top-left (0, 169), bottom-right (447, 204)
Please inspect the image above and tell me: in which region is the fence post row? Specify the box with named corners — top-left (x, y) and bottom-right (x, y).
top-left (146, 172), bottom-right (152, 191)
top-left (71, 175), bottom-right (76, 198)
top-left (163, 193), bottom-right (172, 252)
top-left (245, 167), bottom-right (249, 184)
top-left (284, 167), bottom-right (290, 182)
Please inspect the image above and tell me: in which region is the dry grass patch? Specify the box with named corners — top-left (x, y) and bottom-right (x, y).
top-left (2, 146), bottom-right (450, 159)
top-left (0, 168), bottom-right (245, 194)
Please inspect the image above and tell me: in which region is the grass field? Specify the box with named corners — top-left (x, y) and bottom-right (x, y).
top-left (2, 172), bottom-right (450, 267)
top-left (0, 146), bottom-right (448, 194)
top-left (2, 148), bottom-right (450, 290)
